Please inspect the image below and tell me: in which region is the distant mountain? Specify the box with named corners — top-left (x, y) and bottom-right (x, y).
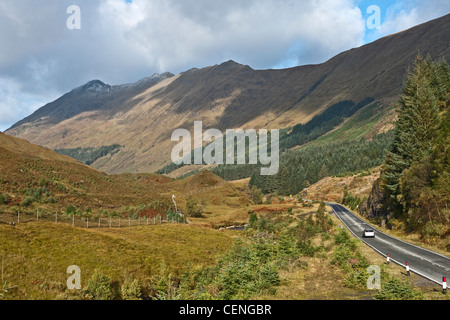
top-left (6, 14), bottom-right (450, 174)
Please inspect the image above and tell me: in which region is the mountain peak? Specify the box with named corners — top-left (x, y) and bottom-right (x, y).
top-left (214, 60), bottom-right (252, 72)
top-left (78, 80), bottom-right (110, 93)
top-left (136, 72), bottom-right (175, 84)
top-left (220, 60), bottom-right (241, 66)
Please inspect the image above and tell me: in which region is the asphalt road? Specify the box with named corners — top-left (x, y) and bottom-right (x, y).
top-left (327, 202), bottom-right (450, 285)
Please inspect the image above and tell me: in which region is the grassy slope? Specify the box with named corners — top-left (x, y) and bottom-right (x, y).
top-left (306, 102), bottom-right (395, 147)
top-left (0, 132), bottom-right (173, 211)
top-left (0, 222), bottom-right (234, 299)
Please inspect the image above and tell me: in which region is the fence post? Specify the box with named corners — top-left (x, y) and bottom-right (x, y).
top-left (119, 218), bottom-right (121, 228)
top-left (17, 211), bottom-right (20, 224)
top-left (56, 211), bottom-right (58, 223)
top-left (443, 277), bottom-right (447, 295)
top-left (109, 217), bottom-right (112, 228)
top-left (72, 214), bottom-right (74, 227)
top-left (98, 218), bottom-right (101, 228)
top-left (37, 210), bottom-right (39, 221)
top-left (87, 218), bottom-right (89, 228)
top-left (147, 216), bottom-right (149, 225)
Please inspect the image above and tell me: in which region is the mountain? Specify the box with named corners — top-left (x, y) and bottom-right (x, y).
top-left (6, 14), bottom-right (450, 174)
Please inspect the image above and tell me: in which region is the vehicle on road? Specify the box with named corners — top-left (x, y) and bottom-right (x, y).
top-left (362, 229), bottom-right (375, 238)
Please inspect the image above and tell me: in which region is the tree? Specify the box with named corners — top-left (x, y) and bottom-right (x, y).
top-left (185, 196), bottom-right (203, 218)
top-left (318, 164), bottom-right (328, 180)
top-left (315, 202), bottom-right (332, 232)
top-left (383, 56), bottom-right (445, 210)
top-left (250, 186), bottom-right (264, 204)
top-left (380, 55), bottom-right (450, 225)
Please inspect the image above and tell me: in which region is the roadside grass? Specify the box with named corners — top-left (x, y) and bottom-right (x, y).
top-left (256, 209), bottom-right (448, 300)
top-left (0, 222), bottom-right (234, 300)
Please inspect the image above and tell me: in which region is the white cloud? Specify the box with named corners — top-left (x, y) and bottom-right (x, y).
top-left (0, 77), bottom-right (59, 131)
top-left (366, 0), bottom-right (450, 42)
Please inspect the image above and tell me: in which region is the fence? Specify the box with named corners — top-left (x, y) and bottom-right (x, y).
top-left (0, 211), bottom-right (185, 229)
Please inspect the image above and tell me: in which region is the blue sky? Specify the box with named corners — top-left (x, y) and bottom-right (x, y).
top-left (0, 0), bottom-right (449, 131)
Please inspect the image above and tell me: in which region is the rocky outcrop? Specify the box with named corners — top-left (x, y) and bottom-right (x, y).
top-left (358, 177), bottom-right (390, 224)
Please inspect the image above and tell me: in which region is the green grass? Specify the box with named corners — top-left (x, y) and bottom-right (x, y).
top-left (310, 102), bottom-right (391, 146)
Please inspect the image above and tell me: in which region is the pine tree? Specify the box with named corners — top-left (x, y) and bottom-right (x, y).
top-left (381, 55), bottom-right (450, 227)
top-left (382, 56), bottom-right (442, 207)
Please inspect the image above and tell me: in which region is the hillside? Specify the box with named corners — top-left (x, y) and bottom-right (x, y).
top-left (0, 131), bottom-right (171, 213)
top-left (6, 14), bottom-right (450, 174)
top-left (0, 132), bottom-right (255, 229)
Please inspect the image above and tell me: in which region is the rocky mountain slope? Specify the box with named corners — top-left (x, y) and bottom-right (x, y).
top-left (6, 14), bottom-right (450, 174)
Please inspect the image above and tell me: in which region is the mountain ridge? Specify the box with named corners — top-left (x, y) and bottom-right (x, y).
top-left (6, 14), bottom-right (450, 174)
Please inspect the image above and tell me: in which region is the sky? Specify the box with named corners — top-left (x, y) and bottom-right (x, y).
top-left (0, 0), bottom-right (449, 131)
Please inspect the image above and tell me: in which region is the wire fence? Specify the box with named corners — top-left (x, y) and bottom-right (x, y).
top-left (0, 211), bottom-right (186, 229)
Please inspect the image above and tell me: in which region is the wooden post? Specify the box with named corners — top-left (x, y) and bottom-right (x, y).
top-left (109, 217), bottom-right (112, 228)
top-left (98, 218), bottom-right (101, 228)
top-left (17, 211), bottom-right (20, 224)
top-left (119, 218), bottom-right (121, 228)
top-left (72, 214), bottom-right (74, 227)
top-left (55, 211), bottom-right (58, 223)
top-left (87, 218), bottom-right (89, 228)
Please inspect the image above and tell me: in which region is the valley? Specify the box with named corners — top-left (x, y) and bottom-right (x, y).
top-left (1, 13), bottom-right (449, 302)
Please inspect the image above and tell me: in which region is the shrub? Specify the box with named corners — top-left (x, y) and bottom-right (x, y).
top-left (209, 239), bottom-right (281, 300)
top-left (185, 196), bottom-right (203, 218)
top-left (85, 271), bottom-right (114, 300)
top-left (374, 278), bottom-right (424, 300)
top-left (297, 240), bottom-right (318, 257)
top-left (65, 205), bottom-right (77, 215)
top-left (277, 233), bottom-right (300, 264)
top-left (334, 228), bottom-right (351, 245)
top-left (248, 213), bottom-right (258, 228)
top-left (121, 278), bottom-right (142, 300)
top-left (420, 221), bottom-right (446, 243)
top-left (20, 197), bottom-right (33, 207)
top-left (250, 186), bottom-right (264, 204)
top-left (0, 194), bottom-right (9, 205)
